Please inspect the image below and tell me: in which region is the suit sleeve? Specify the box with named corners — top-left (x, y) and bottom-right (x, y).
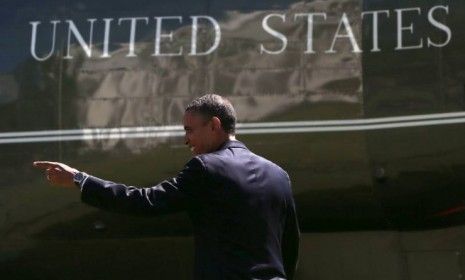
top-left (80, 157), bottom-right (205, 216)
top-left (282, 181), bottom-right (300, 280)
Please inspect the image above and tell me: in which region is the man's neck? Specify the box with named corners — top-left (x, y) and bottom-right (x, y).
top-left (212, 135), bottom-right (237, 152)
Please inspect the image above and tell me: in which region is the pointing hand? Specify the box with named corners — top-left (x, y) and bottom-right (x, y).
top-left (33, 161), bottom-right (79, 188)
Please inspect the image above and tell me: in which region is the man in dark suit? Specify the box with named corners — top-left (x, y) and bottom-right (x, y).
top-left (34, 94), bottom-right (300, 280)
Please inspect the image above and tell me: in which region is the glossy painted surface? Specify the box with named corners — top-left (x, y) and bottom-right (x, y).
top-left (1, 0), bottom-right (465, 279)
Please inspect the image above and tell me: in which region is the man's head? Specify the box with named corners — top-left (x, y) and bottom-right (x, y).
top-left (183, 94), bottom-right (237, 155)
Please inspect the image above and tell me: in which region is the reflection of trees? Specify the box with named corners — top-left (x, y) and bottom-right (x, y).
top-left (1, 0), bottom-right (363, 153)
top-left (62, 0), bottom-right (362, 151)
top-left (0, 54), bottom-right (81, 185)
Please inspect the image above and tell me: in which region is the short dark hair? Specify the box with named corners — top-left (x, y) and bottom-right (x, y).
top-left (185, 94), bottom-right (237, 134)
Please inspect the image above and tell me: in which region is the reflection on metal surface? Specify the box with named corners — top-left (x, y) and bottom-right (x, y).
top-left (93, 220), bottom-right (106, 231)
top-left (373, 167), bottom-right (386, 180)
top-left (0, 75), bottom-right (18, 104)
top-left (54, 0), bottom-right (362, 151)
top-left (0, 0), bottom-right (463, 231)
top-left (2, 1), bottom-right (465, 279)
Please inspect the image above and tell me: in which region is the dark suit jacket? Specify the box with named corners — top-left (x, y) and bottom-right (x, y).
top-left (81, 140), bottom-right (300, 280)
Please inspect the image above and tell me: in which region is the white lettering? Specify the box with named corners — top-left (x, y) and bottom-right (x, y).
top-left (64, 19), bottom-right (97, 59)
top-left (29, 7), bottom-right (453, 61)
top-left (153, 16), bottom-right (183, 56)
top-left (30, 20), bottom-right (60, 61)
top-left (118, 17), bottom-right (149, 57)
top-left (361, 10), bottom-right (390, 52)
top-left (427, 5), bottom-right (451, 48)
top-left (326, 13), bottom-right (361, 53)
top-left (101, 18), bottom-right (113, 58)
top-left (260, 14), bottom-right (287, 55)
top-left (395, 8), bottom-right (423, 50)
top-left (190, 16), bottom-right (221, 56)
top-left (294, 13), bottom-right (327, 54)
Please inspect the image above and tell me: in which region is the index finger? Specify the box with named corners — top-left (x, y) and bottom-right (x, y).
top-left (33, 161), bottom-right (59, 170)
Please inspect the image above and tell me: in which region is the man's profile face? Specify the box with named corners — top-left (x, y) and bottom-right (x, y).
top-left (183, 111), bottom-right (215, 155)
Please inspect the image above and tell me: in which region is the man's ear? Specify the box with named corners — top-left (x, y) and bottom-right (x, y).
top-left (211, 116), bottom-right (222, 131)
